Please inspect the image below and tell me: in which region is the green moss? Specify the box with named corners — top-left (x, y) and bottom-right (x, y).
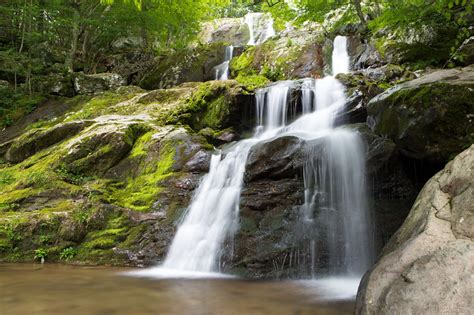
top-left (64, 91), bottom-right (138, 121)
top-left (235, 74), bottom-right (270, 91)
top-left (108, 140), bottom-right (176, 211)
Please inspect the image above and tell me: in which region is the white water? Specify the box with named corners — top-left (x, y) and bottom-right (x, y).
top-left (215, 45), bottom-right (234, 80)
top-left (245, 12), bottom-right (276, 46)
top-left (135, 35), bottom-right (373, 283)
top-left (332, 36), bottom-right (350, 75)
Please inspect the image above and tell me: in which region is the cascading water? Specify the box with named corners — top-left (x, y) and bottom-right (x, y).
top-left (215, 45), bottom-right (234, 80)
top-left (133, 35), bottom-right (373, 281)
top-left (245, 12), bottom-right (276, 46)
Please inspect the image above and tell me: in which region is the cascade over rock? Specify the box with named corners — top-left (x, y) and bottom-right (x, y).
top-left (356, 145), bottom-right (474, 315)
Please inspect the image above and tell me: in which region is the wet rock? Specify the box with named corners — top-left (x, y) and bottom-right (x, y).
top-left (183, 150), bottom-right (211, 173)
top-left (356, 145), bottom-right (474, 315)
top-left (5, 121), bottom-right (91, 163)
top-left (245, 136), bottom-right (305, 182)
top-left (367, 65), bottom-right (474, 163)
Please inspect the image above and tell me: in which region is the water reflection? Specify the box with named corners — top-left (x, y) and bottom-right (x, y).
top-left (0, 264), bottom-right (354, 315)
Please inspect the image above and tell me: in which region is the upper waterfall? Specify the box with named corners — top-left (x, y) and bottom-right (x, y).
top-left (332, 35), bottom-right (350, 75)
top-left (215, 45), bottom-right (234, 80)
top-left (245, 12), bottom-right (276, 46)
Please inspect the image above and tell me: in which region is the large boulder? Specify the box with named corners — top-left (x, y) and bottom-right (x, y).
top-left (199, 18), bottom-right (250, 46)
top-left (73, 72), bottom-right (126, 95)
top-left (375, 23), bottom-right (459, 64)
top-left (356, 145), bottom-right (474, 315)
top-left (230, 23), bottom-right (326, 81)
top-left (5, 121), bottom-right (91, 163)
top-left (139, 43), bottom-right (230, 89)
top-left (367, 65), bottom-right (474, 164)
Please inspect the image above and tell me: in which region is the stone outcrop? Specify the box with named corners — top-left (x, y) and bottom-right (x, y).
top-left (356, 145), bottom-right (474, 315)
top-left (73, 72), bottom-right (126, 95)
top-left (230, 23), bottom-right (326, 81)
top-left (367, 65), bottom-right (474, 164)
top-left (199, 18), bottom-right (250, 46)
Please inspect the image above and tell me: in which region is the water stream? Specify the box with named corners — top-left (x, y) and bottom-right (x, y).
top-left (215, 45), bottom-right (234, 80)
top-left (245, 12), bottom-right (276, 46)
top-left (135, 35), bottom-right (373, 286)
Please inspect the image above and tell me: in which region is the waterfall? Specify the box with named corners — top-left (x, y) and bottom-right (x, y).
top-left (332, 36), bottom-right (350, 75)
top-left (245, 13), bottom-right (276, 46)
top-left (135, 35), bottom-right (373, 279)
top-left (215, 45), bottom-right (234, 81)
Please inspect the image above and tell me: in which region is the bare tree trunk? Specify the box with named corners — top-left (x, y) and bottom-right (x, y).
top-left (65, 4), bottom-right (80, 72)
top-left (353, 0), bottom-right (366, 26)
top-left (18, 0), bottom-right (27, 53)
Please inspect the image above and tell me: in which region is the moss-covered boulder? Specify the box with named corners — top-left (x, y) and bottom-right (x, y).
top-left (230, 23), bottom-right (326, 83)
top-left (5, 121), bottom-right (91, 163)
top-left (73, 72), bottom-right (126, 95)
top-left (367, 65), bottom-right (474, 163)
top-left (0, 74), bottom-right (257, 266)
top-left (139, 43), bottom-right (229, 90)
top-left (373, 22), bottom-right (459, 65)
top-left (356, 145), bottom-right (474, 315)
top-left (199, 17), bottom-right (250, 46)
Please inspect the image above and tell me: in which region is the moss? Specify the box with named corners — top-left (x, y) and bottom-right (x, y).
top-left (235, 74), bottom-right (270, 91)
top-left (64, 91), bottom-right (138, 121)
top-left (108, 139), bottom-right (176, 211)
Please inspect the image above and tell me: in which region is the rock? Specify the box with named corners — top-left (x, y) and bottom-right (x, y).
top-left (183, 150), bottom-right (211, 173)
top-left (350, 123), bottom-right (420, 246)
top-left (32, 73), bottom-right (74, 97)
top-left (5, 121), bottom-right (91, 163)
top-left (73, 72), bottom-right (126, 95)
top-left (456, 36), bottom-right (474, 66)
top-left (139, 43), bottom-right (228, 89)
top-left (60, 123), bottom-right (140, 176)
top-left (347, 36), bottom-right (384, 70)
top-left (377, 23), bottom-right (459, 64)
top-left (245, 136), bottom-right (305, 182)
top-left (367, 65), bottom-right (474, 163)
top-left (356, 145), bottom-right (474, 315)
top-left (199, 18), bottom-right (250, 46)
top-left (230, 23), bottom-right (326, 81)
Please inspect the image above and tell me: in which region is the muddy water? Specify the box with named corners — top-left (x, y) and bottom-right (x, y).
top-left (0, 264), bottom-right (355, 315)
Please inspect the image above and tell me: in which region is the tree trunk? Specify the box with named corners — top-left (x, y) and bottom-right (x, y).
top-left (353, 0), bottom-right (366, 26)
top-left (65, 4), bottom-right (80, 72)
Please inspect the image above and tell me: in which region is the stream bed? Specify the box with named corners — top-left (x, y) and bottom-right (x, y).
top-left (1, 264), bottom-right (355, 315)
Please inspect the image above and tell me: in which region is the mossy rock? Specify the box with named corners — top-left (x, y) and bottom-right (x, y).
top-left (368, 65), bottom-right (474, 163)
top-left (5, 121), bottom-right (91, 163)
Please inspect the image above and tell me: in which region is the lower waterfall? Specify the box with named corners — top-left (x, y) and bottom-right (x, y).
top-left (133, 35), bottom-right (374, 279)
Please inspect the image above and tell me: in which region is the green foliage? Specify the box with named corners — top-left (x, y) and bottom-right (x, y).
top-left (59, 247), bottom-right (77, 261)
top-left (34, 248), bottom-right (48, 260)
